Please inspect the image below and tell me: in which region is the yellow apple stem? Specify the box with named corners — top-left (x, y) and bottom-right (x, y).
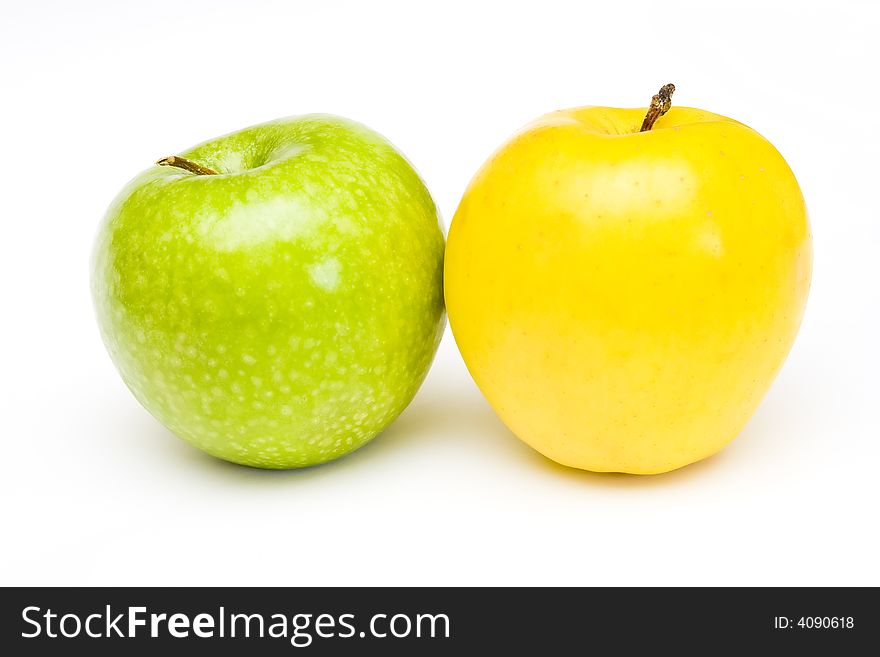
top-left (156, 155), bottom-right (218, 175)
top-left (639, 83), bottom-right (676, 132)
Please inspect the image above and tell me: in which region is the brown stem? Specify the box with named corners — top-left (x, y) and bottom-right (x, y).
top-left (639, 83), bottom-right (676, 132)
top-left (156, 155), bottom-right (218, 175)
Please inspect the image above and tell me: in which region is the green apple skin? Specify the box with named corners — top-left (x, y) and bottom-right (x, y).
top-left (92, 115), bottom-right (445, 468)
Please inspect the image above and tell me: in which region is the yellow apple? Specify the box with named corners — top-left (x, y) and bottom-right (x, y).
top-left (445, 86), bottom-right (812, 474)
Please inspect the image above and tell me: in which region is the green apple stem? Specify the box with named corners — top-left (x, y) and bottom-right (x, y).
top-left (156, 155), bottom-right (218, 176)
top-left (639, 83), bottom-right (676, 132)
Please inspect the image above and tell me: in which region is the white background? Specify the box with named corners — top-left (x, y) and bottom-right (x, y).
top-left (1, 0), bottom-right (878, 586)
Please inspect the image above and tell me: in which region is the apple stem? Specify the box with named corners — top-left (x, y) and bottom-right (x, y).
top-left (639, 83), bottom-right (676, 132)
top-left (156, 155), bottom-right (219, 176)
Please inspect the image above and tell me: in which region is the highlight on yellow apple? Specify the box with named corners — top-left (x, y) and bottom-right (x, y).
top-left (445, 84), bottom-right (812, 475)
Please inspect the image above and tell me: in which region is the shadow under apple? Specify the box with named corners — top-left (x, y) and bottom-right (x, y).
top-left (95, 373), bottom-right (795, 489)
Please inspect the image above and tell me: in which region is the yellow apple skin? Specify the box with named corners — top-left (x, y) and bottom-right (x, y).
top-left (445, 106), bottom-right (812, 474)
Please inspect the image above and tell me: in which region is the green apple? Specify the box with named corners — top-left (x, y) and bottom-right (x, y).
top-left (92, 114), bottom-right (445, 468)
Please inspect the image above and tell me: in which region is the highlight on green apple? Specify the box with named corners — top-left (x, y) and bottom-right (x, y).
top-left (91, 115), bottom-right (445, 468)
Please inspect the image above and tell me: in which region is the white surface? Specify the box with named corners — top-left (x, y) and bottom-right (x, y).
top-left (1, 0), bottom-right (878, 586)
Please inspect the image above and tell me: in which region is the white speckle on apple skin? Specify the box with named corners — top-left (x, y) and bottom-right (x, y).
top-left (91, 114), bottom-right (445, 469)
top-left (307, 257), bottom-right (341, 292)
